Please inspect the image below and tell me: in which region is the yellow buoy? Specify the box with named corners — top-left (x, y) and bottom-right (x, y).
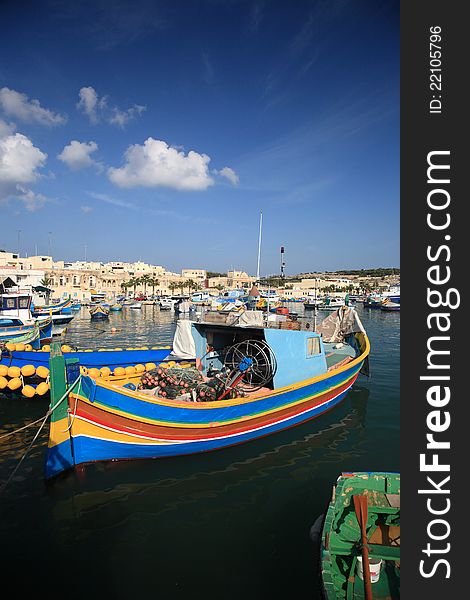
top-left (6, 342), bottom-right (16, 352)
top-left (7, 377), bottom-right (22, 391)
top-left (100, 367), bottom-right (111, 378)
top-left (140, 346), bottom-right (149, 350)
top-left (15, 343), bottom-right (26, 352)
top-left (42, 344), bottom-right (51, 352)
top-left (21, 364), bottom-right (36, 378)
top-left (25, 344), bottom-right (33, 352)
top-left (113, 367), bottom-right (126, 377)
top-left (145, 362), bottom-right (157, 371)
top-left (114, 348), bottom-right (123, 351)
top-left (0, 376), bottom-right (8, 390)
top-left (61, 345), bottom-right (72, 353)
top-left (135, 364), bottom-right (145, 373)
top-left (22, 385), bottom-right (36, 398)
top-left (0, 365), bottom-right (8, 377)
top-left (36, 365), bottom-right (50, 379)
top-left (80, 366), bottom-right (88, 375)
top-left (98, 348), bottom-right (107, 352)
top-left (88, 368), bottom-right (101, 379)
top-left (36, 381), bottom-right (50, 396)
top-left (125, 366), bottom-right (136, 376)
top-left (84, 349), bottom-right (93, 352)
top-left (8, 366), bottom-right (21, 378)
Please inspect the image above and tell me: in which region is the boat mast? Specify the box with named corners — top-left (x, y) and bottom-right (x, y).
top-left (256, 211), bottom-right (263, 283)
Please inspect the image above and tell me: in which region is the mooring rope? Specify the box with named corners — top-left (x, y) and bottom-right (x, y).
top-left (0, 375), bottom-right (82, 495)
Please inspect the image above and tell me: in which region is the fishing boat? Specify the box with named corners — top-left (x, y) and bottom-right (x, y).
top-left (159, 297), bottom-right (177, 311)
top-left (31, 297), bottom-right (72, 316)
top-left (90, 304), bottom-right (110, 320)
top-left (129, 302), bottom-right (142, 309)
top-left (45, 306), bottom-right (370, 478)
top-left (315, 471), bottom-right (400, 599)
top-left (363, 294), bottom-right (383, 308)
top-left (304, 298), bottom-right (323, 310)
top-left (318, 297), bottom-right (346, 311)
top-left (381, 299), bottom-right (400, 312)
top-left (0, 325), bottom-right (41, 349)
top-left (109, 303), bottom-right (123, 312)
top-left (0, 345), bottom-right (173, 369)
top-left (1, 292), bottom-right (53, 344)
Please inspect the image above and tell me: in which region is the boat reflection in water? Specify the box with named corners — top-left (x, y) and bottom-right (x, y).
top-left (47, 387), bottom-right (370, 524)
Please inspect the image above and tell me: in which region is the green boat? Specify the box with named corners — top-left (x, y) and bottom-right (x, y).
top-left (318, 472), bottom-right (400, 599)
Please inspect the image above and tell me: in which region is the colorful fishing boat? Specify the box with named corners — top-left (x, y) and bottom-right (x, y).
top-left (109, 303), bottom-right (123, 311)
top-left (45, 306), bottom-right (370, 479)
top-left (381, 299), bottom-right (400, 312)
top-left (0, 345), bottom-right (173, 369)
top-left (90, 304), bottom-right (110, 320)
top-left (32, 297), bottom-right (72, 316)
top-left (0, 325), bottom-right (41, 349)
top-left (316, 471), bottom-right (400, 599)
top-left (1, 292), bottom-right (52, 345)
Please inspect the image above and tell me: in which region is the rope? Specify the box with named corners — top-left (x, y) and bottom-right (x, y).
top-left (0, 374), bottom-right (82, 495)
top-left (0, 375), bottom-right (82, 440)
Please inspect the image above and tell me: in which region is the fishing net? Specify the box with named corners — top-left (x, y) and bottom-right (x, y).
top-left (139, 366), bottom-right (244, 402)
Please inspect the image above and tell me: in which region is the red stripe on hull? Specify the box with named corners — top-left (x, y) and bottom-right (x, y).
top-left (71, 374), bottom-right (358, 442)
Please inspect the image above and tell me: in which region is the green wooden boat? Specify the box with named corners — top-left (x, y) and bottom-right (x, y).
top-left (319, 472), bottom-right (400, 599)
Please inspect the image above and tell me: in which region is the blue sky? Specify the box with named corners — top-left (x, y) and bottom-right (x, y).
top-left (0, 0), bottom-right (399, 275)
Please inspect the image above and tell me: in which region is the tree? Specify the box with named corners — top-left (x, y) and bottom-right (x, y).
top-left (149, 277), bottom-right (159, 297)
top-left (168, 282), bottom-right (178, 295)
top-left (40, 275), bottom-right (53, 303)
top-left (139, 274), bottom-right (152, 297)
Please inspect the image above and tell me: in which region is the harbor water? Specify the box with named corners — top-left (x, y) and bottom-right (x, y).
top-left (0, 304), bottom-right (399, 599)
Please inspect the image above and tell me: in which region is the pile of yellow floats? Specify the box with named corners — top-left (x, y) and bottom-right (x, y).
top-left (0, 360), bottom-right (194, 397)
top-left (80, 360), bottom-right (194, 380)
top-left (2, 343), bottom-right (172, 353)
top-left (0, 364), bottom-right (50, 398)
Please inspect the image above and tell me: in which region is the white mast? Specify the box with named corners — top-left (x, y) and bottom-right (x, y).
top-left (256, 211), bottom-right (263, 282)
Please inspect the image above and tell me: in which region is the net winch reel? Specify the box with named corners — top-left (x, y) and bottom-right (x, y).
top-left (217, 339), bottom-right (277, 399)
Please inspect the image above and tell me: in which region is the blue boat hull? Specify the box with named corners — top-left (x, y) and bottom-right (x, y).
top-left (0, 347), bottom-right (174, 369)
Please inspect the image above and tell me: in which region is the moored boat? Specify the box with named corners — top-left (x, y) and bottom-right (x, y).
top-left (109, 303), bottom-right (123, 311)
top-left (90, 304), bottom-right (110, 320)
top-left (316, 471), bottom-right (400, 599)
top-left (0, 325), bottom-right (41, 349)
top-left (381, 299), bottom-right (400, 311)
top-left (0, 345), bottom-right (173, 369)
top-left (45, 306), bottom-right (370, 478)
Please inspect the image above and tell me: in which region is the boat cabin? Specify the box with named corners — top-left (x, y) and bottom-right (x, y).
top-left (191, 321), bottom-right (328, 390)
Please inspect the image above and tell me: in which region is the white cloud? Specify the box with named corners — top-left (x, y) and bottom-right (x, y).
top-left (80, 205), bottom-right (93, 214)
top-left (77, 86), bottom-right (107, 124)
top-left (108, 138), bottom-right (214, 191)
top-left (77, 86), bottom-right (145, 128)
top-left (0, 130), bottom-right (48, 205)
top-left (218, 166), bottom-right (239, 185)
top-left (108, 104), bottom-right (146, 128)
top-left (0, 118), bottom-right (15, 137)
top-left (0, 87), bottom-right (67, 126)
top-left (58, 140), bottom-right (99, 170)
top-left (15, 186), bottom-right (49, 212)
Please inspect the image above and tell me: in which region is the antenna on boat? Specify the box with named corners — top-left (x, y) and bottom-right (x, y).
top-left (256, 211), bottom-right (263, 283)
top-left (280, 245), bottom-right (285, 287)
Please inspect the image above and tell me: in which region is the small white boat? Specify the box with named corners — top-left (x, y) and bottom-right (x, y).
top-left (318, 297), bottom-right (346, 311)
top-left (129, 302), bottom-right (142, 309)
top-left (159, 298), bottom-right (179, 311)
